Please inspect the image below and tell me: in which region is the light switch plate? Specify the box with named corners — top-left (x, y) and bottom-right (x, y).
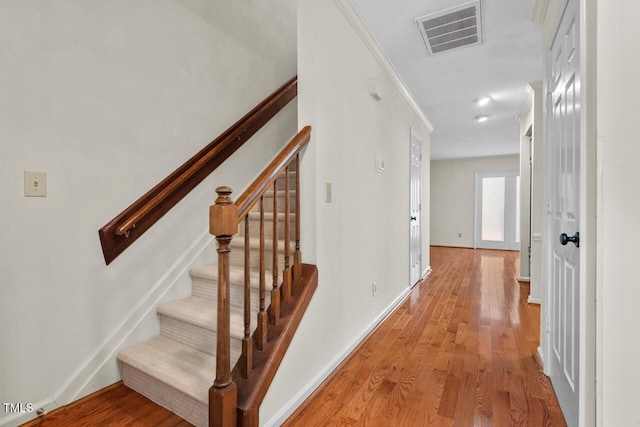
top-left (25, 171), bottom-right (47, 197)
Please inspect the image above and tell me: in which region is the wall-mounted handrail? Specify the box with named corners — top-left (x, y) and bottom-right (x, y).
top-left (98, 77), bottom-right (297, 265)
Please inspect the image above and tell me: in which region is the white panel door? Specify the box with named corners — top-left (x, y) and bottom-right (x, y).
top-left (548, 0), bottom-right (580, 425)
top-left (410, 128), bottom-right (422, 287)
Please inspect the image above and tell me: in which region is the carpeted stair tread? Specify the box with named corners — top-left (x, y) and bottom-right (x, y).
top-left (157, 296), bottom-right (245, 340)
top-left (118, 336), bottom-right (213, 405)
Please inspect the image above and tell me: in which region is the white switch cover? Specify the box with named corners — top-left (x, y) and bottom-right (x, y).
top-left (24, 171), bottom-right (47, 197)
top-left (325, 182), bottom-right (332, 203)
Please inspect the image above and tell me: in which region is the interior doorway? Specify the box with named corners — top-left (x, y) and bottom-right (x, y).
top-left (409, 128), bottom-right (422, 287)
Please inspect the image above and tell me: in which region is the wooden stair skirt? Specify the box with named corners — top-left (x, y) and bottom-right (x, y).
top-left (117, 126), bottom-right (314, 427)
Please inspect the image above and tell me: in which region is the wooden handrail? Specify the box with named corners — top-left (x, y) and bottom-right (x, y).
top-left (98, 76), bottom-right (297, 265)
top-left (114, 132), bottom-right (240, 238)
top-left (208, 125), bottom-right (311, 426)
top-left (235, 126), bottom-right (311, 218)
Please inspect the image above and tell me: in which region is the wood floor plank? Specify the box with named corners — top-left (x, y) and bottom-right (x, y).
top-left (21, 382), bottom-right (192, 427)
top-left (286, 247), bottom-right (566, 426)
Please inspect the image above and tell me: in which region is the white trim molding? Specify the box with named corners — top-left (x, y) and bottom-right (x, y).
top-left (537, 346), bottom-right (545, 368)
top-left (528, 295), bottom-right (542, 305)
top-left (333, 0), bottom-right (434, 133)
top-left (264, 286), bottom-right (412, 427)
top-left (519, 276), bottom-right (531, 282)
top-left (533, 0), bottom-right (552, 24)
top-left (518, 81), bottom-right (544, 121)
top-left (422, 265), bottom-right (432, 279)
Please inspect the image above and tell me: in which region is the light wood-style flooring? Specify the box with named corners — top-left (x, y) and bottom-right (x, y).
top-left (285, 246), bottom-right (565, 426)
top-left (22, 246), bottom-right (565, 426)
top-left (20, 382), bottom-right (190, 427)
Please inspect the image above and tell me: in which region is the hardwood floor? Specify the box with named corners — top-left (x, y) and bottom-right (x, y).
top-left (21, 247), bottom-right (564, 426)
top-left (285, 247), bottom-right (565, 426)
top-left (20, 382), bottom-right (191, 427)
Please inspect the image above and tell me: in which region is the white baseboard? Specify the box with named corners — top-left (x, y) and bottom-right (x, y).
top-left (422, 266), bottom-right (432, 279)
top-left (263, 286), bottom-right (412, 427)
top-left (537, 346), bottom-right (545, 368)
top-left (0, 230), bottom-right (214, 427)
top-left (518, 276), bottom-right (531, 282)
top-left (528, 295), bottom-right (542, 305)
top-left (430, 243), bottom-right (474, 249)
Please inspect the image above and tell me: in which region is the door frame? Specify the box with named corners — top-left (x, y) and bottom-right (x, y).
top-left (541, 0), bottom-right (597, 424)
top-left (409, 127), bottom-right (422, 287)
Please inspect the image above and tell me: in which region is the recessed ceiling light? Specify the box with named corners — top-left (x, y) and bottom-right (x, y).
top-left (475, 96), bottom-right (492, 106)
top-left (475, 115), bottom-right (490, 122)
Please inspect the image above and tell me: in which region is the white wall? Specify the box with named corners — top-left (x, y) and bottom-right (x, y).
top-left (430, 155), bottom-right (519, 248)
top-left (597, 0), bottom-right (640, 424)
top-left (0, 1), bottom-right (296, 425)
top-left (260, 0), bottom-right (432, 424)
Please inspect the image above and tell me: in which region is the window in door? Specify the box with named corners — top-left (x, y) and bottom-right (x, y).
top-left (475, 171), bottom-right (520, 250)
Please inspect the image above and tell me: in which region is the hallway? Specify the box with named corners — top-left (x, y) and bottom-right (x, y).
top-left (285, 246), bottom-right (565, 426)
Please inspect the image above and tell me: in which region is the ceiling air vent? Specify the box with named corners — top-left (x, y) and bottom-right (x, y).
top-left (416, 1), bottom-right (483, 56)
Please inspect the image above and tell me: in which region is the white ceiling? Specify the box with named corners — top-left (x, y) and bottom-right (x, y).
top-left (349, 0), bottom-right (543, 160)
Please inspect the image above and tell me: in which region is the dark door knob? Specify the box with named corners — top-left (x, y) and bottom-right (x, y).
top-left (410, 216), bottom-right (417, 221)
top-left (559, 232), bottom-right (580, 248)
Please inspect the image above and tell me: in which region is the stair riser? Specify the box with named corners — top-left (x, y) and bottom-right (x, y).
top-left (159, 315), bottom-right (243, 358)
top-left (239, 216), bottom-right (296, 241)
top-left (230, 246), bottom-right (293, 271)
top-left (260, 193), bottom-right (297, 213)
top-left (191, 277), bottom-right (273, 309)
top-left (121, 363), bottom-right (207, 427)
top-left (274, 174), bottom-right (296, 191)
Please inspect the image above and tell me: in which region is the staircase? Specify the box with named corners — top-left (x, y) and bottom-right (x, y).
top-left (117, 127), bottom-right (314, 426)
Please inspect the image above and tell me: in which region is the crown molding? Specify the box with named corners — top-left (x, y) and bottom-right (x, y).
top-left (333, 0), bottom-right (434, 132)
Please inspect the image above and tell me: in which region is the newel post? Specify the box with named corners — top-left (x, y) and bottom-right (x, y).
top-left (209, 186), bottom-right (238, 427)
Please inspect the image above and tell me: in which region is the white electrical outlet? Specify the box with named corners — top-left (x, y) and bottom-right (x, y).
top-left (372, 281), bottom-right (378, 297)
top-left (24, 171), bottom-right (47, 197)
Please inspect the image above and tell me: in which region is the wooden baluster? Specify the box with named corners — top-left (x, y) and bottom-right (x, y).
top-left (240, 215), bottom-right (253, 378)
top-left (256, 196), bottom-right (267, 350)
top-left (282, 166), bottom-right (292, 302)
top-left (294, 154), bottom-right (303, 281)
top-left (208, 186), bottom-right (238, 427)
top-left (269, 179), bottom-right (281, 324)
